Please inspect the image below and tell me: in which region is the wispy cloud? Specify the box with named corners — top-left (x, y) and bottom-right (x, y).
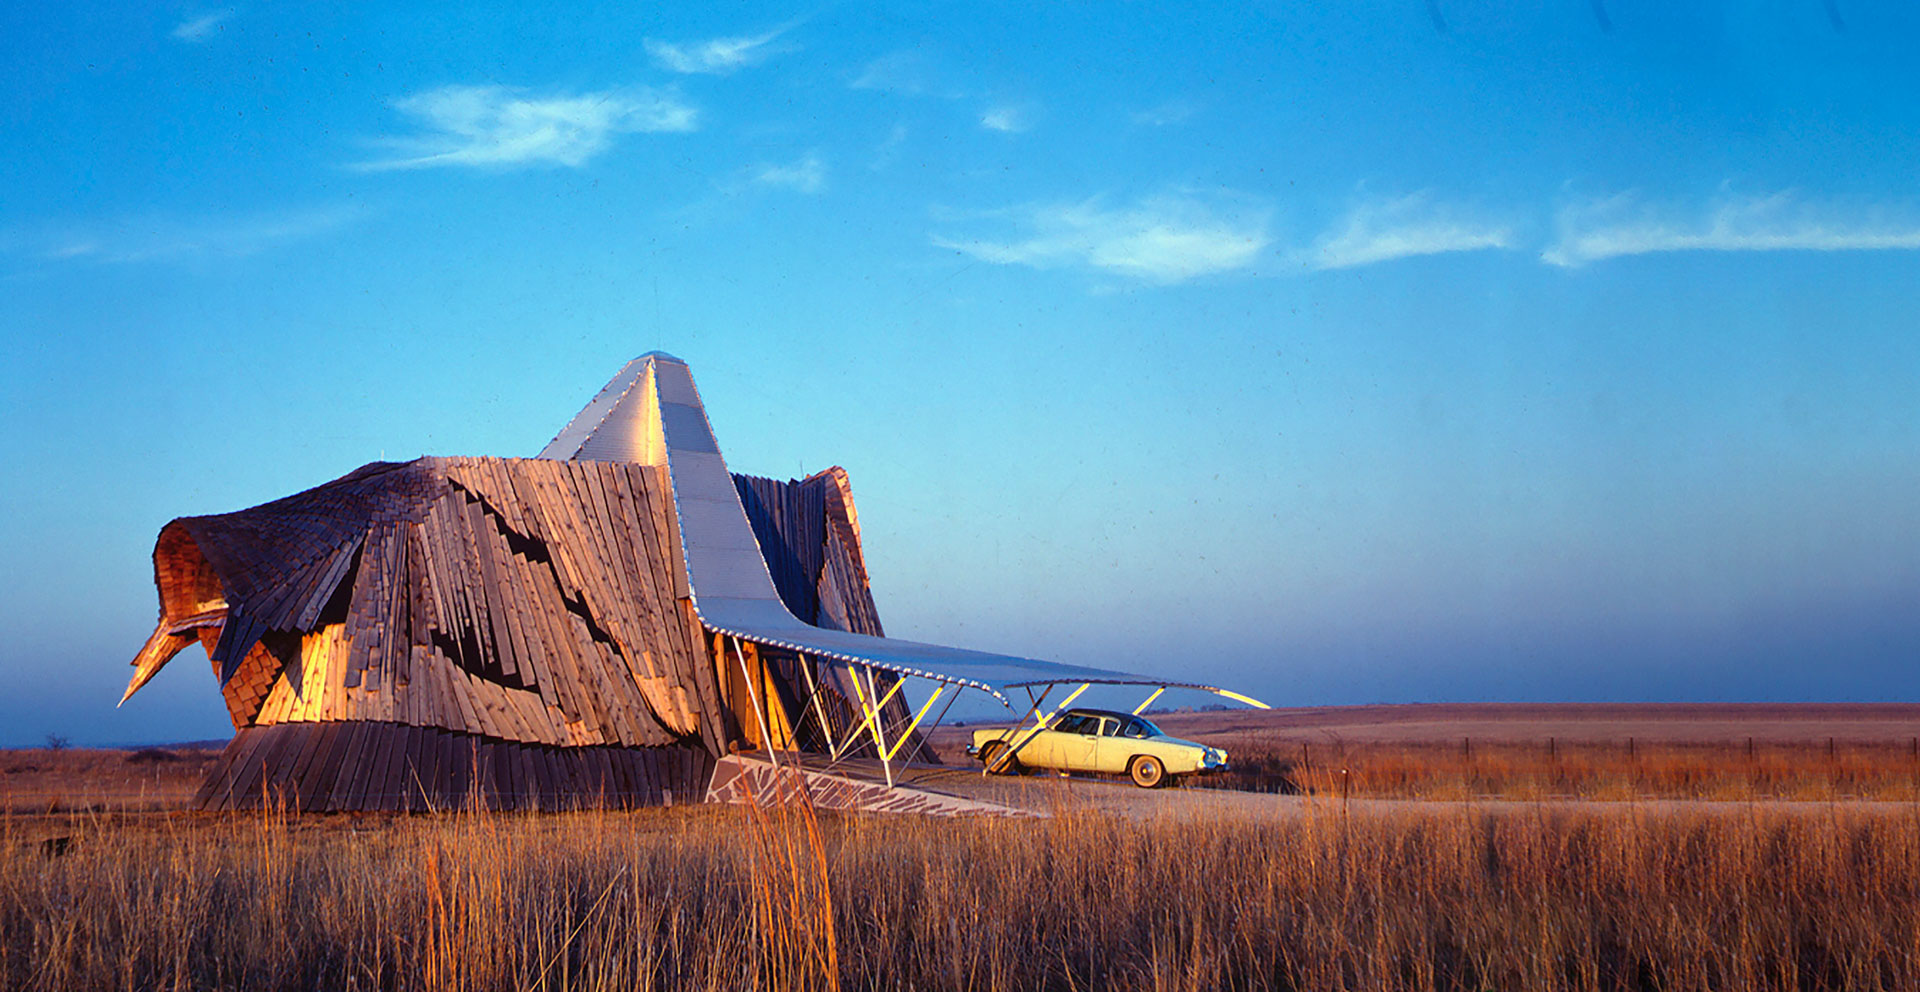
top-left (356, 85), bottom-right (695, 171)
top-left (1130, 100), bottom-right (1197, 127)
top-left (1544, 191), bottom-right (1920, 267)
top-left (645, 26), bottom-right (790, 75)
top-left (751, 153), bottom-right (826, 194)
top-left (980, 104), bottom-right (1033, 133)
top-left (171, 10), bottom-right (230, 42)
top-left (12, 204), bottom-right (365, 264)
top-left (1309, 194), bottom-right (1515, 269)
top-left (849, 51), bottom-right (929, 93)
top-left (932, 193), bottom-right (1271, 284)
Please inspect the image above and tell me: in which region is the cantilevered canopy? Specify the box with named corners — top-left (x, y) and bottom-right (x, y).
top-left (537, 352), bottom-right (1268, 710)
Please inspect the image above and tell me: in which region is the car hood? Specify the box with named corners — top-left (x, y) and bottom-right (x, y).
top-left (1153, 735), bottom-right (1213, 751)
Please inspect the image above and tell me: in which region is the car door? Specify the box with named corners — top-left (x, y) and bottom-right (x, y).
top-left (1068, 716), bottom-right (1113, 772)
top-left (1089, 716), bottom-right (1133, 773)
top-left (1019, 713), bottom-right (1077, 767)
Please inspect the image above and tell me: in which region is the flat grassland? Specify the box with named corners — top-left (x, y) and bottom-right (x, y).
top-left (938, 702), bottom-right (1920, 800)
top-left (4, 704), bottom-right (1918, 991)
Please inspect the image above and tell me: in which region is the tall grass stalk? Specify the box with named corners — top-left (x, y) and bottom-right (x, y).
top-left (3, 798), bottom-right (1917, 991)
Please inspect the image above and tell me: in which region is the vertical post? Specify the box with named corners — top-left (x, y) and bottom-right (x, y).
top-left (797, 652), bottom-right (842, 759)
top-left (731, 637), bottom-right (780, 771)
top-left (861, 665), bottom-right (894, 788)
top-left (1747, 737), bottom-right (1754, 760)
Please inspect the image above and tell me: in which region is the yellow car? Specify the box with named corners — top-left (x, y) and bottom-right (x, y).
top-left (966, 707), bottom-right (1228, 788)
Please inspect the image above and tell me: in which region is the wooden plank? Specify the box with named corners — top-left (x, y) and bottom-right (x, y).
top-left (453, 668), bottom-right (496, 739)
top-left (462, 496), bottom-right (520, 685)
top-left (340, 722), bottom-right (380, 812)
top-left (277, 724), bottom-right (332, 810)
top-left (498, 740), bottom-right (525, 810)
top-left (220, 726), bottom-right (284, 810)
top-left (446, 732), bottom-right (474, 809)
top-left (194, 730), bottom-right (265, 810)
top-left (354, 723), bottom-right (395, 811)
top-left (420, 729), bottom-right (450, 809)
top-left (324, 721), bottom-right (376, 811)
top-left (473, 739), bottom-right (498, 809)
top-left (299, 721), bottom-right (353, 812)
top-left (495, 535), bottom-right (556, 706)
top-left (523, 462), bottom-right (594, 607)
top-left (631, 746), bottom-right (657, 804)
top-left (605, 745), bottom-right (636, 800)
top-left (398, 724), bottom-right (426, 810)
top-left (495, 738), bottom-right (519, 810)
top-left (529, 746), bottom-right (555, 811)
top-left (372, 723), bottom-right (406, 812)
top-left (239, 725), bottom-right (300, 809)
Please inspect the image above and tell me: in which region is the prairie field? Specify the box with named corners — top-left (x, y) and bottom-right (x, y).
top-left (3, 789), bottom-right (1919, 990)
top-left (6, 703), bottom-right (1919, 991)
top-left (937, 702), bottom-right (1920, 801)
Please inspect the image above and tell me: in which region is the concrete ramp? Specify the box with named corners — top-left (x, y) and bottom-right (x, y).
top-left (705, 755), bottom-right (1035, 817)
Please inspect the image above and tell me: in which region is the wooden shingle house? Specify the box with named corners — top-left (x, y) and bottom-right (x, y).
top-left (126, 352), bottom-right (1237, 811)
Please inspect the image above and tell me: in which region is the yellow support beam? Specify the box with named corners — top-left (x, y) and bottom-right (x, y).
top-left (883, 684), bottom-right (945, 762)
top-left (1213, 688), bottom-right (1271, 710)
top-left (845, 669), bottom-right (907, 747)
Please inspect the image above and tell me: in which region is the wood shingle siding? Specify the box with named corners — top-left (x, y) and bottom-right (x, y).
top-left (129, 455), bottom-right (896, 810)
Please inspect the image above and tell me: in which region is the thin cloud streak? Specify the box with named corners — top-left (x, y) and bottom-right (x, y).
top-left (751, 154), bottom-right (826, 194)
top-left (849, 51), bottom-right (930, 93)
top-left (1545, 191), bottom-right (1920, 266)
top-left (1131, 100), bottom-right (1197, 127)
top-left (932, 194), bottom-right (1271, 284)
top-left (1311, 195), bottom-right (1514, 269)
top-left (171, 11), bottom-right (230, 42)
top-left (980, 105), bottom-right (1032, 133)
top-left (356, 85), bottom-right (695, 171)
top-left (645, 26), bottom-right (790, 75)
top-left (17, 204), bottom-right (366, 264)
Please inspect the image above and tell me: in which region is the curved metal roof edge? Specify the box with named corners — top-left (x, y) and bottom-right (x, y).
top-left (551, 352), bottom-right (1269, 712)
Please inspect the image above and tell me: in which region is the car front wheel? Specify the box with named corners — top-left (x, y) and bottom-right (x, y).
top-left (1128, 755), bottom-right (1166, 788)
top-left (981, 740), bottom-right (1020, 775)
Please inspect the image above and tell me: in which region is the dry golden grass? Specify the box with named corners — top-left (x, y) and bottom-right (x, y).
top-left (4, 790), bottom-right (1919, 991)
top-left (1, 747), bottom-right (218, 813)
top-left (1194, 737), bottom-right (1920, 801)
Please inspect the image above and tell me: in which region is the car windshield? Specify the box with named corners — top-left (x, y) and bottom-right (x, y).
top-left (1053, 714), bottom-right (1094, 735)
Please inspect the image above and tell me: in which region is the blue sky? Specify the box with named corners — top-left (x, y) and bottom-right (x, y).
top-left (3, 2), bottom-right (1918, 744)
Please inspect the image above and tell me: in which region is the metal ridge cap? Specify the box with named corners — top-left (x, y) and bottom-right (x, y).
top-left (693, 613), bottom-right (1006, 699)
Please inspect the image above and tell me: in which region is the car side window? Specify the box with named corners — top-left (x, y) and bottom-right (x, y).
top-left (1096, 717), bottom-right (1119, 737)
top-left (1053, 715), bottom-right (1090, 735)
top-left (1121, 718), bottom-right (1150, 739)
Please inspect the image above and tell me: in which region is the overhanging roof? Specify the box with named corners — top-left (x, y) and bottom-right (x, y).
top-left (539, 352), bottom-right (1264, 707)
